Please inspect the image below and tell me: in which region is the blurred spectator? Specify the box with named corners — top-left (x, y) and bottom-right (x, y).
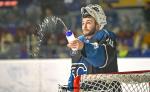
top-left (143, 32), bottom-right (150, 47)
top-left (0, 30), bottom-right (21, 59)
top-left (117, 41), bottom-right (129, 58)
top-left (133, 23), bottom-right (145, 49)
top-left (144, 2), bottom-right (150, 31)
top-left (105, 4), bottom-right (119, 29)
top-left (120, 15), bottom-right (132, 32)
top-left (15, 27), bottom-right (27, 43)
top-left (1, 31), bottom-right (14, 53)
top-left (65, 0), bottom-right (81, 11)
top-left (42, 0), bottom-right (68, 15)
top-left (45, 8), bottom-right (53, 17)
top-left (26, 2), bottom-right (42, 24)
top-left (141, 43), bottom-right (150, 57)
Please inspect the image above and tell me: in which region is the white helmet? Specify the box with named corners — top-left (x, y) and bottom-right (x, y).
top-left (81, 4), bottom-right (107, 30)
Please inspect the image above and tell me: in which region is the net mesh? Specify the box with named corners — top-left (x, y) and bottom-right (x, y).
top-left (79, 70), bottom-right (150, 92)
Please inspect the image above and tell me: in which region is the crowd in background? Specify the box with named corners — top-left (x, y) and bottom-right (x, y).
top-left (0, 0), bottom-right (150, 59)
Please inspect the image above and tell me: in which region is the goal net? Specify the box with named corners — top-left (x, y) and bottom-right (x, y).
top-left (72, 70), bottom-right (150, 92)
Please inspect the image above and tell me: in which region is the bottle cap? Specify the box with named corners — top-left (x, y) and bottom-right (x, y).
top-left (65, 31), bottom-right (72, 36)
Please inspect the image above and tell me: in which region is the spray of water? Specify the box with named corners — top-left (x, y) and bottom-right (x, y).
top-left (32, 16), bottom-right (68, 57)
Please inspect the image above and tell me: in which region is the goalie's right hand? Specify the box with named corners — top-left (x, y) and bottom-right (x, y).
top-left (67, 39), bottom-right (84, 50)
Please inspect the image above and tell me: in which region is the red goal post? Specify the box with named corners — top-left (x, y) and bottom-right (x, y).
top-left (73, 70), bottom-right (150, 92)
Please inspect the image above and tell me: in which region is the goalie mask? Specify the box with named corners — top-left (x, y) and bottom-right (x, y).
top-left (81, 4), bottom-right (107, 30)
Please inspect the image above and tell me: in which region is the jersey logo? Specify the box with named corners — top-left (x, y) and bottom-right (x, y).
top-left (106, 38), bottom-right (114, 47)
top-left (90, 42), bottom-right (99, 49)
top-left (71, 63), bottom-right (87, 77)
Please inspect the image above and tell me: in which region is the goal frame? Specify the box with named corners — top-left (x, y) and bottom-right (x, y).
top-left (73, 70), bottom-right (150, 92)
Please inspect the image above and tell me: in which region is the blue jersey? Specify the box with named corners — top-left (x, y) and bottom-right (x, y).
top-left (71, 29), bottom-right (118, 76)
top-left (68, 29), bottom-right (119, 90)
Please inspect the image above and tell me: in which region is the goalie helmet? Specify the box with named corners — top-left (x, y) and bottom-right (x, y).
top-left (81, 4), bottom-right (107, 30)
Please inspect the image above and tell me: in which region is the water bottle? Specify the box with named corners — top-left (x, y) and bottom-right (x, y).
top-left (65, 31), bottom-right (78, 55)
